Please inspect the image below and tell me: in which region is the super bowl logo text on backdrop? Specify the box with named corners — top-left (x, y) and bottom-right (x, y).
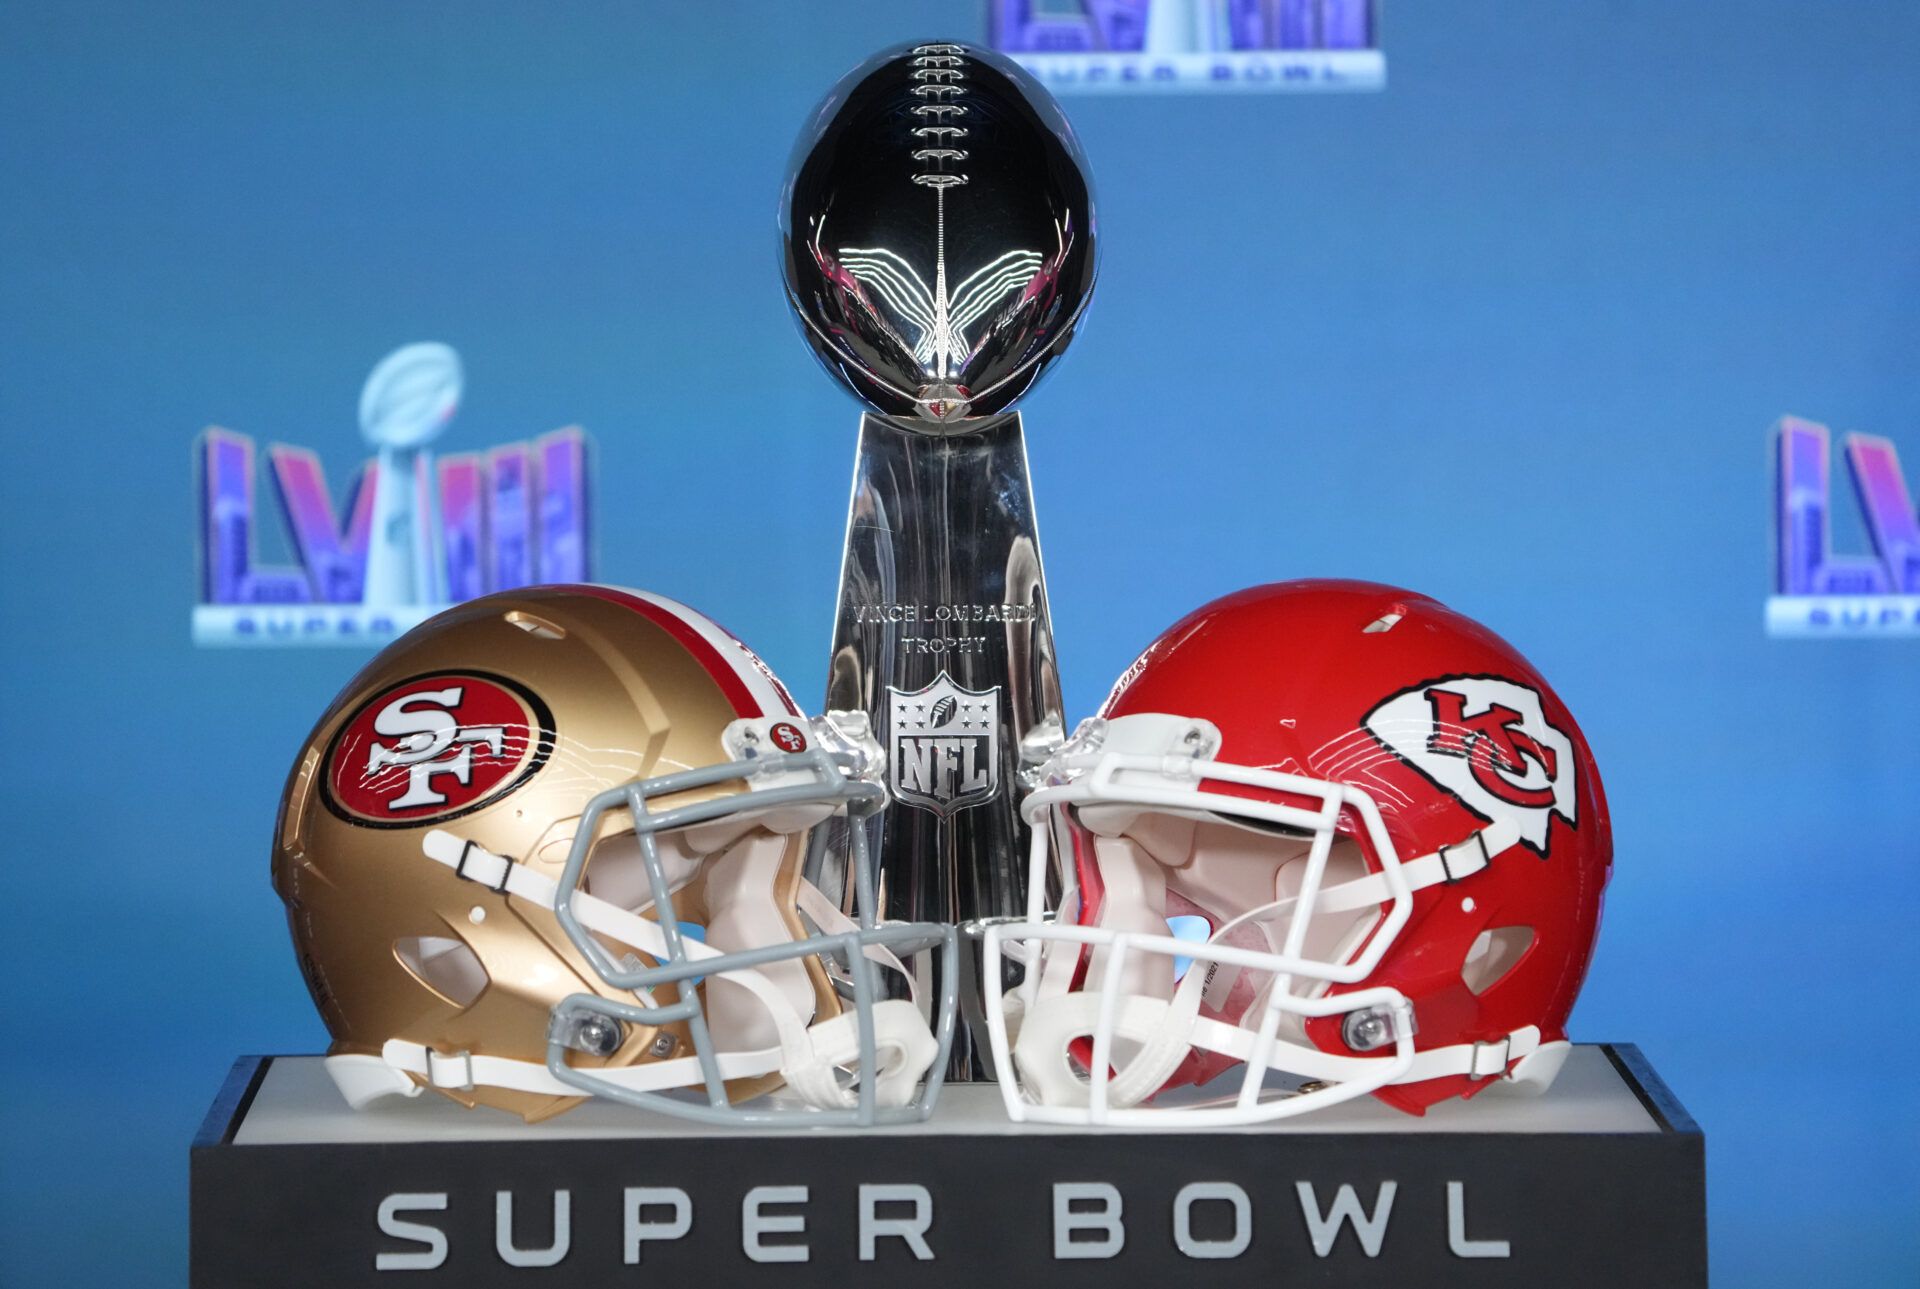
top-left (1363, 675), bottom-right (1577, 854)
top-left (1768, 416), bottom-right (1920, 637)
top-left (992, 0), bottom-right (1384, 94)
top-left (323, 673), bottom-right (553, 826)
top-left (887, 672), bottom-right (1001, 816)
top-left (193, 342), bottom-right (593, 647)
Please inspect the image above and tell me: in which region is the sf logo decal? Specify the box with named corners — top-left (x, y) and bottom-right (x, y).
top-left (364, 688), bottom-right (507, 809)
top-left (324, 673), bottom-right (552, 826)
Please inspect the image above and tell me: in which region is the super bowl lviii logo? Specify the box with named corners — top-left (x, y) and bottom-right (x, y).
top-left (992, 0), bottom-right (1383, 93)
top-left (1769, 416), bottom-right (1920, 637)
top-left (194, 343), bottom-right (592, 646)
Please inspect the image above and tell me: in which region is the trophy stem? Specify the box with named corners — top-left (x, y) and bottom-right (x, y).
top-left (810, 411), bottom-right (1063, 1080)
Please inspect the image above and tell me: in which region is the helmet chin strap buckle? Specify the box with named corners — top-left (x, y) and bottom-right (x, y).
top-left (423, 1048), bottom-right (477, 1092)
top-left (1436, 829), bottom-right (1491, 884)
top-left (1499, 1039), bottom-right (1571, 1096)
top-left (1467, 1036), bottom-right (1514, 1080)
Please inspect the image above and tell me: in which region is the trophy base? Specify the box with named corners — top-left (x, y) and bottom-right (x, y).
top-left (191, 1044), bottom-right (1702, 1287)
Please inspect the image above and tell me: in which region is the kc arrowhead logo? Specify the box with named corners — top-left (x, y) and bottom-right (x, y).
top-left (1363, 674), bottom-right (1577, 855)
top-left (887, 672), bottom-right (1001, 817)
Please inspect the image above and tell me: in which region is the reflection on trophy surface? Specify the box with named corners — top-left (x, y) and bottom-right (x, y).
top-left (782, 41), bottom-right (1097, 1076)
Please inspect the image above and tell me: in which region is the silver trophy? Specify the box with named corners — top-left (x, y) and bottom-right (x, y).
top-left (782, 41), bottom-right (1097, 1076)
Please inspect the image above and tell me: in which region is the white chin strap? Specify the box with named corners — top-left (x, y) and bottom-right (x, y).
top-left (327, 832), bottom-right (934, 1115)
top-left (1003, 816), bottom-right (1571, 1121)
top-left (1009, 990), bottom-right (1559, 1109)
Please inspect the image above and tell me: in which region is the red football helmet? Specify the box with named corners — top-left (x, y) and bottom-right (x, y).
top-left (981, 580), bottom-right (1611, 1124)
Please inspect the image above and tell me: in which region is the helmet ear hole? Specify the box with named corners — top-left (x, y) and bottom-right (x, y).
top-left (394, 935), bottom-right (489, 1008)
top-left (1461, 926), bottom-right (1534, 997)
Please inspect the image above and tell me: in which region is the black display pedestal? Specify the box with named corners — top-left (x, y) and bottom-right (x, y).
top-left (191, 1044), bottom-right (1703, 1287)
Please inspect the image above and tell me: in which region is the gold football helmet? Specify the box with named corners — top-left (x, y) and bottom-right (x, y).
top-left (272, 584), bottom-right (956, 1125)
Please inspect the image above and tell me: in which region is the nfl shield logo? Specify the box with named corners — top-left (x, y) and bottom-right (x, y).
top-left (887, 672), bottom-right (1001, 817)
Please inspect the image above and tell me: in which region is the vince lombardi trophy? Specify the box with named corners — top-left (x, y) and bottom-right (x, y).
top-left (782, 41), bottom-right (1097, 1076)
top-left (360, 342), bottom-right (461, 608)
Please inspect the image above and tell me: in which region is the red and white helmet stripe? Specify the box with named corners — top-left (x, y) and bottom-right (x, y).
top-left (573, 585), bottom-right (801, 719)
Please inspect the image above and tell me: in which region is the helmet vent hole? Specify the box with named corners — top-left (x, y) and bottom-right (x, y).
top-left (394, 935), bottom-right (489, 1008)
top-left (1362, 606), bottom-right (1406, 634)
top-left (505, 610), bottom-right (566, 640)
top-left (1461, 926), bottom-right (1534, 997)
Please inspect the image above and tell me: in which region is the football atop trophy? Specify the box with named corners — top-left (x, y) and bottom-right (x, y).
top-left (358, 341), bottom-right (462, 451)
top-left (781, 41), bottom-right (1098, 425)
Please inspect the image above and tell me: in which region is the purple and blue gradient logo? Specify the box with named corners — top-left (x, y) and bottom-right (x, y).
top-left (193, 342), bottom-right (592, 646)
top-left (1769, 416), bottom-right (1920, 638)
top-left (991, 0), bottom-right (1383, 94)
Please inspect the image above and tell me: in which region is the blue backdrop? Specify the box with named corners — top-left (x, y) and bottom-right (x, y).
top-left (3, 2), bottom-right (1916, 1283)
